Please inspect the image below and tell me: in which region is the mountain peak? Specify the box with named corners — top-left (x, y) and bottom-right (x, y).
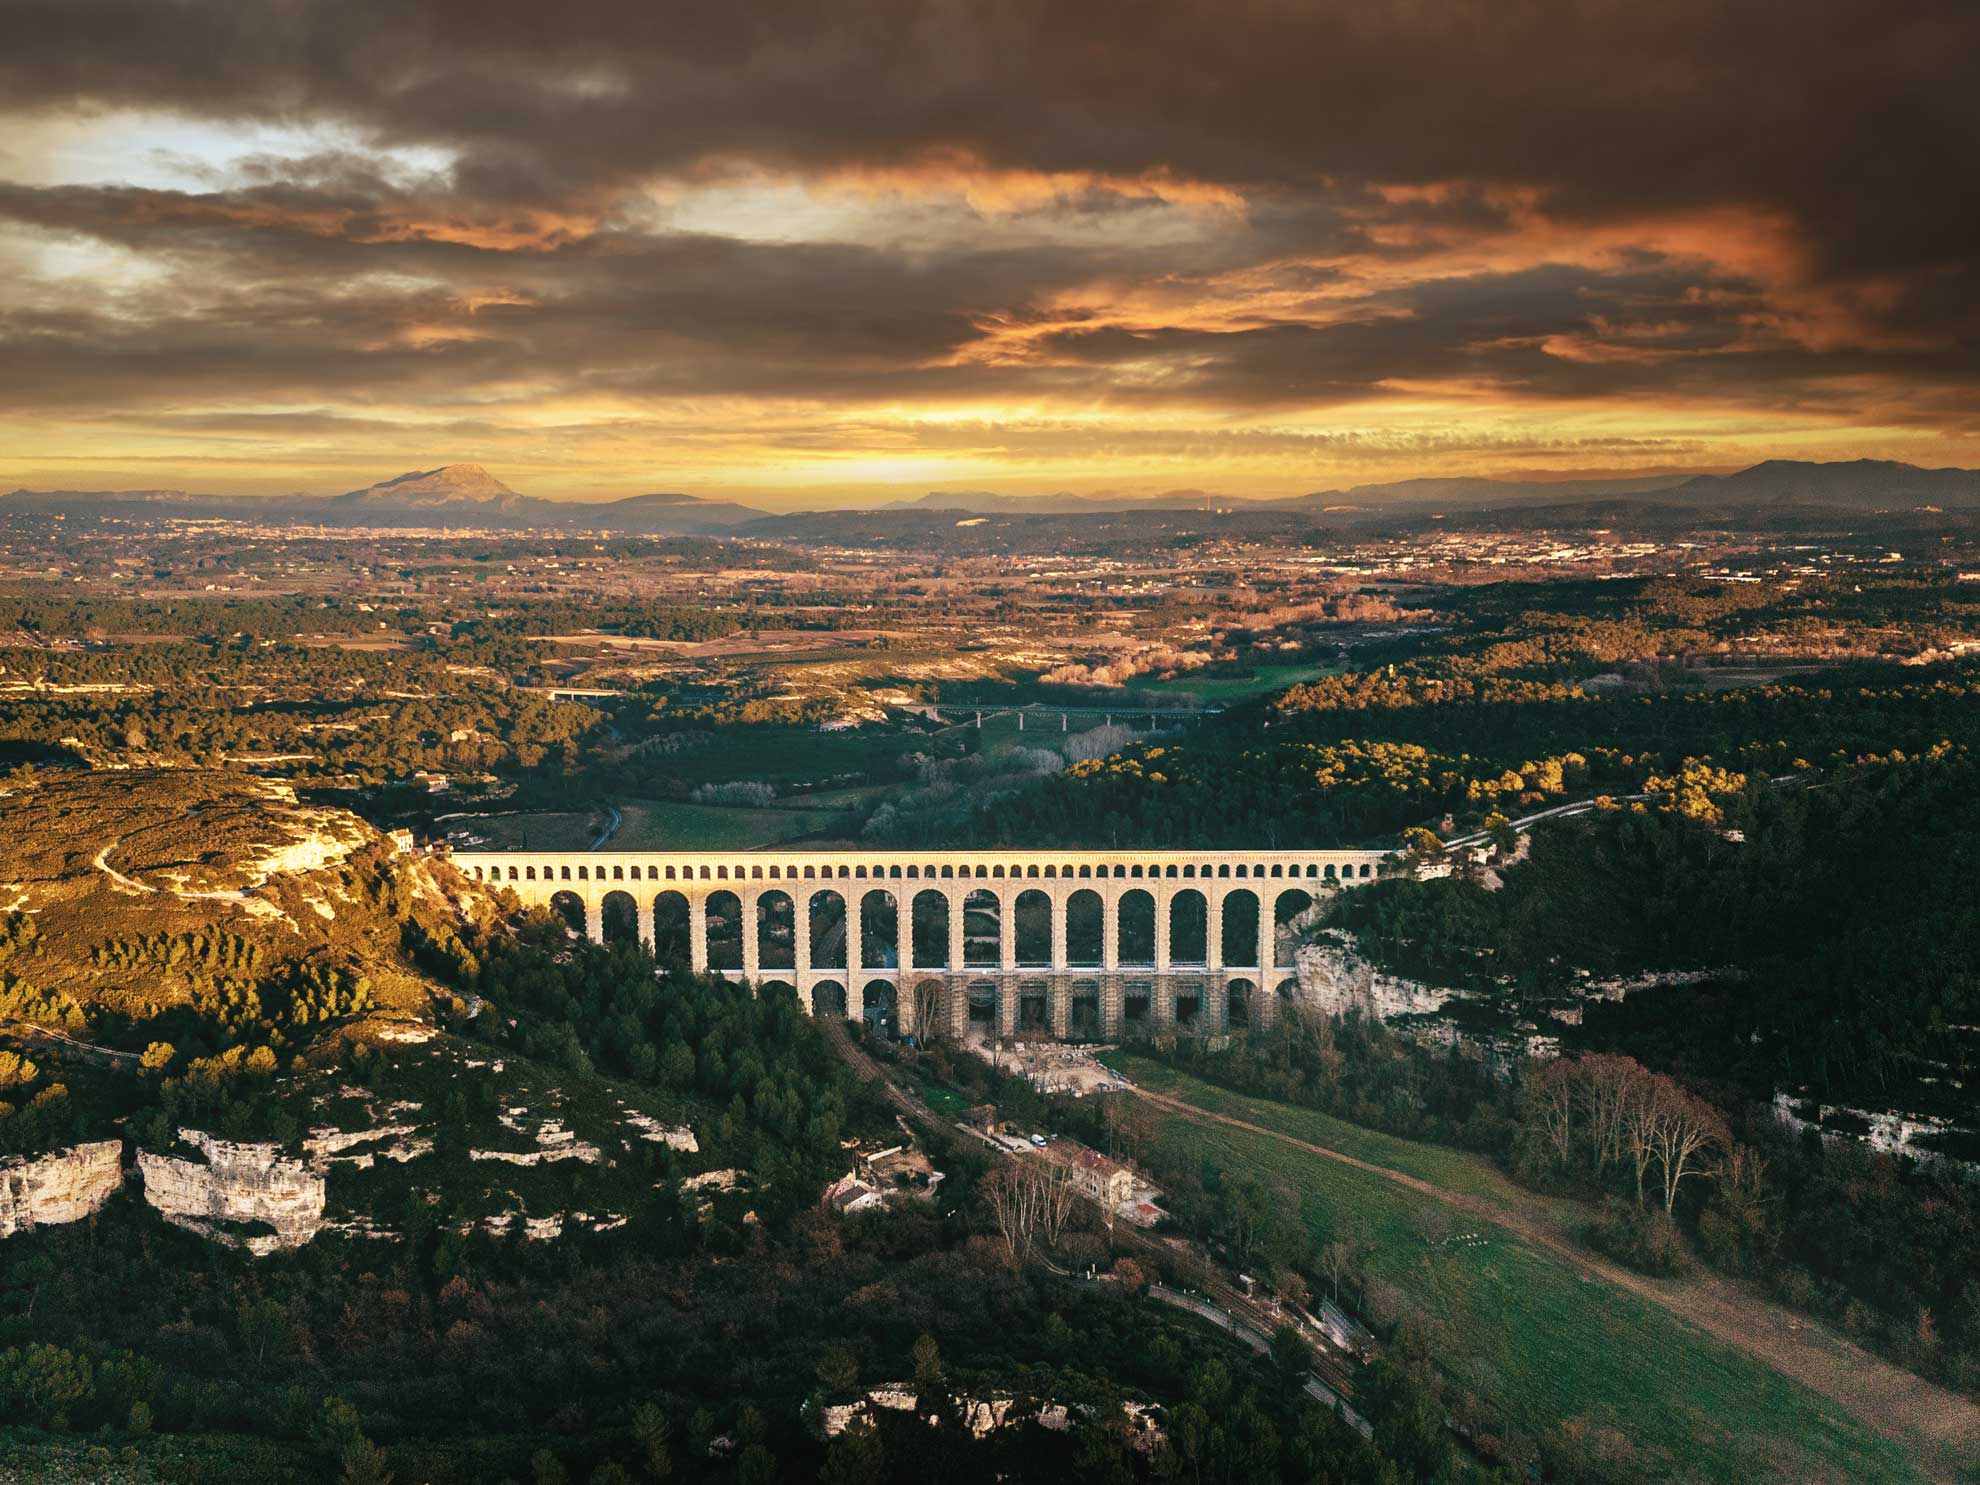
top-left (338, 464), bottom-right (521, 506)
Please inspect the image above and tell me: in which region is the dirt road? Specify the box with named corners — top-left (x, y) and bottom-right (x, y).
top-left (0, 1019), bottom-right (141, 1071)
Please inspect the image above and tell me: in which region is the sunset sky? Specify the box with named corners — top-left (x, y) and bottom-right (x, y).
top-left (2, 1), bottom-right (1976, 507)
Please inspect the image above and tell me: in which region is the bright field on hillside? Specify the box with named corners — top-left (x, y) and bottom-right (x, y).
top-left (1106, 1056), bottom-right (1927, 1485)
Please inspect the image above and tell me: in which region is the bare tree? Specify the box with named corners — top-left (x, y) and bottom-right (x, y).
top-left (1275, 1269), bottom-right (1311, 1313)
top-left (1647, 1084), bottom-right (1728, 1215)
top-left (1619, 1072), bottom-right (1661, 1207)
top-left (1581, 1054), bottom-right (1646, 1176)
top-left (1411, 1201), bottom-right (1454, 1249)
top-left (1315, 1041), bottom-right (1346, 1094)
top-left (982, 1164), bottom-right (1040, 1267)
top-left (1103, 1096), bottom-right (1157, 1161)
top-left (1704, 1143), bottom-right (1776, 1263)
top-left (1039, 1163), bottom-right (1078, 1250)
top-left (1319, 1239), bottom-right (1355, 1302)
top-left (911, 980), bottom-right (946, 1043)
top-left (982, 1160), bottom-right (1073, 1267)
top-left (1521, 1058), bottom-right (1579, 1169)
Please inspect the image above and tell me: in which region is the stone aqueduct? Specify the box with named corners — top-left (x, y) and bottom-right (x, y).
top-left (450, 847), bottom-right (1391, 1041)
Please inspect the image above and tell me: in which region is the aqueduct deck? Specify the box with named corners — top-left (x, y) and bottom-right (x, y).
top-left (449, 847), bottom-right (1391, 1041)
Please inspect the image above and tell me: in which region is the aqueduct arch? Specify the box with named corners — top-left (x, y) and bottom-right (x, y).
top-left (454, 845), bottom-right (1390, 1040)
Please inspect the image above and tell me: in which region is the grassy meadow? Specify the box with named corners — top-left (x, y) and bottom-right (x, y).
top-left (1102, 1055), bottom-right (1928, 1485)
top-left (1135, 660), bottom-right (1343, 703)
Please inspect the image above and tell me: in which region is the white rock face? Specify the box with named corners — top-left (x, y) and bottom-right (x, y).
top-left (471, 1117), bottom-right (602, 1166)
top-left (1297, 932), bottom-right (1459, 1020)
top-left (470, 1144), bottom-right (600, 1167)
top-left (1773, 1091), bottom-right (1979, 1172)
top-left (1292, 931), bottom-right (1557, 1071)
top-left (1579, 968), bottom-right (1731, 998)
top-left (374, 1022), bottom-right (434, 1044)
top-left (0, 1141), bottom-right (123, 1237)
top-left (622, 1109), bottom-right (698, 1151)
top-left (138, 1129), bottom-right (327, 1256)
top-left (303, 1123), bottom-right (434, 1169)
top-left (682, 1168), bottom-right (746, 1193)
top-left (239, 798), bottom-right (370, 881)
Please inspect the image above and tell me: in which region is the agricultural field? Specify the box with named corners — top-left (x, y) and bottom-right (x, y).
top-left (453, 785), bottom-right (895, 854)
top-left (1138, 660), bottom-right (1343, 702)
top-left (1109, 1055), bottom-right (1568, 1215)
top-left (1105, 1057), bottom-right (1932, 1485)
top-left (444, 809), bottom-right (605, 852)
top-left (612, 798), bottom-right (863, 850)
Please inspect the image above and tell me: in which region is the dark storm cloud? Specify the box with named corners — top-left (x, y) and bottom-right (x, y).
top-left (4, 1), bottom-right (1973, 275)
top-left (0, 190), bottom-right (1937, 430)
top-left (0, 0), bottom-right (1975, 469)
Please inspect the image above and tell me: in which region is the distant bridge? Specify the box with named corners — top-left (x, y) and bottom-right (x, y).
top-left (518, 685), bottom-right (628, 702)
top-left (929, 702), bottom-right (1220, 733)
top-left (449, 846), bottom-right (1390, 1040)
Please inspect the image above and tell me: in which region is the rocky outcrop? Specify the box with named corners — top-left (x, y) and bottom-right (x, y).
top-left (1293, 931), bottom-right (1554, 1071)
top-left (816, 1385), bottom-right (1164, 1449)
top-left (471, 1116), bottom-right (602, 1166)
top-left (1297, 932), bottom-right (1464, 1021)
top-left (303, 1123), bottom-right (433, 1169)
top-left (1773, 1091), bottom-right (1980, 1172)
top-left (248, 824), bottom-right (360, 880)
top-left (622, 1109), bottom-right (698, 1151)
top-left (137, 1129), bottom-right (326, 1256)
top-left (0, 1141), bottom-right (123, 1237)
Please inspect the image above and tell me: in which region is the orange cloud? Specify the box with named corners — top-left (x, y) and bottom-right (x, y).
top-left (816, 149), bottom-right (1247, 214)
top-left (1344, 189), bottom-right (1951, 356)
top-left (104, 190), bottom-right (601, 252)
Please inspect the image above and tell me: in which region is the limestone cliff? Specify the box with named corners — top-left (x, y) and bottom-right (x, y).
top-left (1294, 930), bottom-right (1557, 1069)
top-left (1296, 931), bottom-right (1463, 1021)
top-left (0, 1141), bottom-right (123, 1237)
top-left (137, 1129), bottom-right (327, 1256)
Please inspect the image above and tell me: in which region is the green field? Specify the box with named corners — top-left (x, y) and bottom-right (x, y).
top-left (1109, 1054), bottom-right (1581, 1220)
top-left (452, 786), bottom-right (891, 855)
top-left (455, 809), bottom-right (602, 851)
top-left (649, 725), bottom-right (914, 790)
top-left (917, 1082), bottom-right (972, 1118)
top-left (613, 798), bottom-right (860, 850)
top-left (1105, 1057), bottom-right (1926, 1485)
top-left (1136, 661), bottom-right (1342, 703)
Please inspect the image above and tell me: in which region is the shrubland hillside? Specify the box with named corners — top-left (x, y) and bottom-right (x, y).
top-left (0, 767), bottom-right (471, 1035)
top-left (0, 768), bottom-right (806, 1253)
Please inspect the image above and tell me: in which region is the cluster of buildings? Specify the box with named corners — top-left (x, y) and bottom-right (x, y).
top-left (823, 1136), bottom-right (946, 1215)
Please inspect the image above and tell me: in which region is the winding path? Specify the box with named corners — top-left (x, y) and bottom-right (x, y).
top-left (1130, 1083), bottom-right (1980, 1483)
top-left (0, 1020), bottom-right (141, 1071)
top-left (589, 805), bottom-right (624, 851)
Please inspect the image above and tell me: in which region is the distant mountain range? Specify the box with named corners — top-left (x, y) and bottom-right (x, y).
top-left (8, 458), bottom-right (1980, 538)
top-left (2, 464), bottom-right (769, 534)
top-left (1656, 458), bottom-right (1980, 509)
top-left (898, 462), bottom-right (1980, 517)
top-left (889, 476), bottom-right (1689, 516)
top-left (887, 488), bottom-right (1244, 515)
